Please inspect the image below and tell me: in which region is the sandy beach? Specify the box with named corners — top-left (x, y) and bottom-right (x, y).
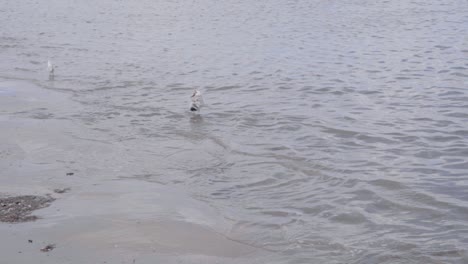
top-left (0, 79), bottom-right (263, 263)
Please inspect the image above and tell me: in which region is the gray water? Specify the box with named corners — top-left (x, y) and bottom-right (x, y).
top-left (1, 0), bottom-right (468, 263)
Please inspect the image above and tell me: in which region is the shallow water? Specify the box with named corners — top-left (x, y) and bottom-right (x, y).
top-left (1, 0), bottom-right (468, 263)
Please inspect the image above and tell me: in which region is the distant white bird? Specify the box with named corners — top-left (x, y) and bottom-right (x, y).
top-left (47, 60), bottom-right (55, 76)
top-left (190, 89), bottom-right (204, 112)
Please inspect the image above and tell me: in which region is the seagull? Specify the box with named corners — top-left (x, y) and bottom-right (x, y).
top-left (47, 60), bottom-right (55, 76)
top-left (190, 89), bottom-right (204, 112)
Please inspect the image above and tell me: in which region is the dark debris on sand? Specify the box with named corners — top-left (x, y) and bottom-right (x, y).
top-left (53, 188), bottom-right (71, 194)
top-left (0, 195), bottom-right (55, 223)
top-left (40, 244), bottom-right (55, 252)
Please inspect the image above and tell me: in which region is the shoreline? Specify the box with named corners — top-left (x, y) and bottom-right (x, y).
top-left (0, 79), bottom-right (258, 263)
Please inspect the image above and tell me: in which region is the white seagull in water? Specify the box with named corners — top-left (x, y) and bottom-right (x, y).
top-left (190, 89), bottom-right (204, 112)
top-left (47, 60), bottom-right (55, 76)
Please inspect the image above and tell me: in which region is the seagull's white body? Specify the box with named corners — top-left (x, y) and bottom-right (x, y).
top-left (190, 90), bottom-right (204, 112)
top-left (47, 60), bottom-right (55, 75)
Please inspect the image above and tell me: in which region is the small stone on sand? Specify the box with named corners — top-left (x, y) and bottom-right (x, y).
top-left (40, 244), bottom-right (55, 252)
top-left (54, 188), bottom-right (71, 194)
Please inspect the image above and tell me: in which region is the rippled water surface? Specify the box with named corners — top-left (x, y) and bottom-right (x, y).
top-left (1, 0), bottom-right (468, 263)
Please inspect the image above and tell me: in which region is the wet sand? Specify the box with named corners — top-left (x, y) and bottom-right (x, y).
top-left (0, 79), bottom-right (263, 263)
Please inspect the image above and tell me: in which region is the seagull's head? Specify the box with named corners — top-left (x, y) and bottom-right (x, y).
top-left (192, 89), bottom-right (200, 98)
